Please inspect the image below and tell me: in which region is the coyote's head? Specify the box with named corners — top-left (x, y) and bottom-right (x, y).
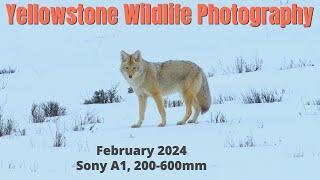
top-left (120, 50), bottom-right (144, 81)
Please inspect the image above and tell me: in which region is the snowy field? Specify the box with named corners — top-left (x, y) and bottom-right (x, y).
top-left (1, 0), bottom-right (320, 179)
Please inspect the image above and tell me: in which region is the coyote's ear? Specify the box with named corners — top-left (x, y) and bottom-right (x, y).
top-left (132, 50), bottom-right (142, 62)
top-left (120, 50), bottom-right (129, 61)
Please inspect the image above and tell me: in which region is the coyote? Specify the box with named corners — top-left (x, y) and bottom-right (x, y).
top-left (120, 50), bottom-right (211, 128)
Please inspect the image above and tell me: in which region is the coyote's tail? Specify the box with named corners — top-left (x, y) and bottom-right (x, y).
top-left (197, 71), bottom-right (211, 114)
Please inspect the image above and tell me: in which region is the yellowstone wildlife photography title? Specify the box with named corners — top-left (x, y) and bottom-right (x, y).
top-left (6, 3), bottom-right (314, 28)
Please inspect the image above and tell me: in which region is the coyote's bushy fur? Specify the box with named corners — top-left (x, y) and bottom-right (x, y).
top-left (120, 50), bottom-right (211, 128)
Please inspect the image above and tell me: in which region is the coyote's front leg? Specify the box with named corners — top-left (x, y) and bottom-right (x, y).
top-left (131, 95), bottom-right (147, 128)
top-left (152, 93), bottom-right (166, 127)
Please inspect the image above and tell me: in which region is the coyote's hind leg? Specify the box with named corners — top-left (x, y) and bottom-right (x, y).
top-left (177, 90), bottom-right (195, 125)
top-left (188, 98), bottom-right (200, 124)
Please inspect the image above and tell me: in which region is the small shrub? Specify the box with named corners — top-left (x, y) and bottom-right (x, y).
top-left (225, 136), bottom-right (256, 148)
top-left (84, 84), bottom-right (122, 104)
top-left (82, 112), bottom-right (103, 124)
top-left (31, 102), bottom-right (66, 123)
top-left (53, 131), bottom-right (66, 147)
top-left (41, 101), bottom-right (66, 117)
top-left (128, 87), bottom-right (134, 93)
top-left (292, 148), bottom-right (304, 158)
top-left (31, 104), bottom-right (45, 123)
top-left (280, 59), bottom-right (314, 70)
top-left (19, 129), bottom-right (26, 136)
top-left (211, 111), bottom-right (226, 123)
top-left (234, 57), bottom-right (263, 73)
top-left (213, 94), bottom-right (235, 104)
top-left (73, 112), bottom-right (103, 131)
top-left (0, 74), bottom-right (9, 90)
top-left (306, 99), bottom-right (320, 106)
top-left (241, 89), bottom-right (285, 104)
top-left (0, 115), bottom-right (15, 137)
top-left (0, 67), bottom-right (16, 75)
top-left (164, 98), bottom-right (184, 108)
top-left (239, 136), bottom-right (255, 147)
top-left (73, 120), bottom-right (85, 131)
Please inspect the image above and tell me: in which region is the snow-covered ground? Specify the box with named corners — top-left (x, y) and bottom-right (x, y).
top-left (1, 0), bottom-right (320, 179)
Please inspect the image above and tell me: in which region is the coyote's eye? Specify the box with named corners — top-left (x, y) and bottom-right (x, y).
top-left (125, 67), bottom-right (129, 70)
top-left (133, 67), bottom-right (136, 70)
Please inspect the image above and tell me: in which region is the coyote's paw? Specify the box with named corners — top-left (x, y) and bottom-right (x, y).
top-left (158, 123), bottom-right (166, 127)
top-left (131, 123), bottom-right (141, 128)
top-left (177, 121), bottom-right (186, 125)
top-left (187, 120), bottom-right (198, 124)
